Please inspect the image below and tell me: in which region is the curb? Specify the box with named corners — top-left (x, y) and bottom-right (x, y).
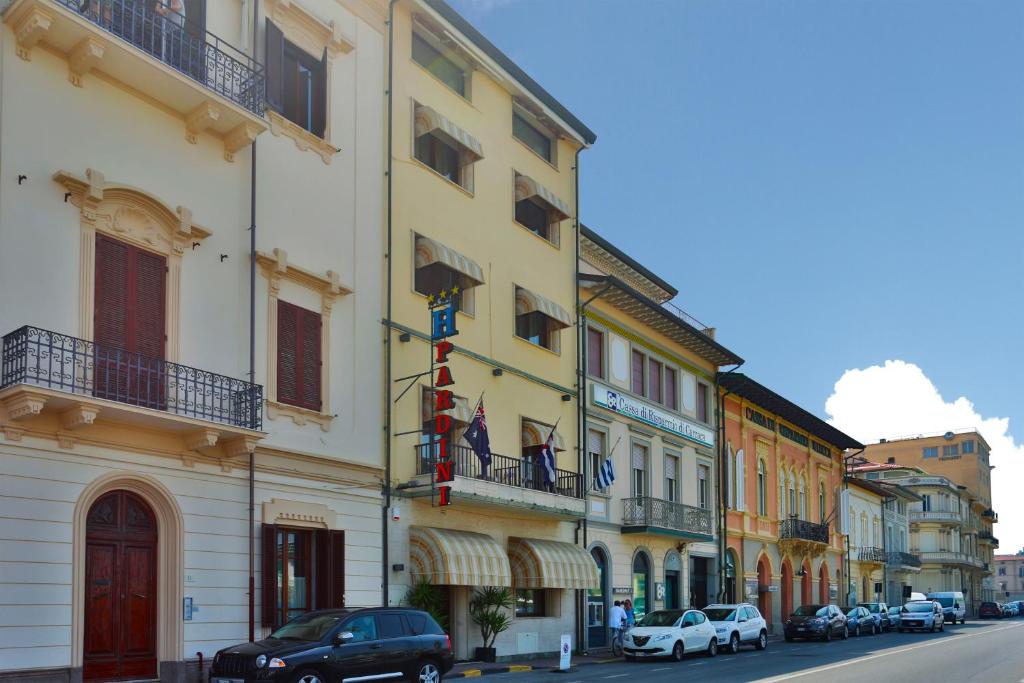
top-left (449, 658), bottom-right (622, 678)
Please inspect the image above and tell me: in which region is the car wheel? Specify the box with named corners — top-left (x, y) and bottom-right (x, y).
top-left (939, 620), bottom-right (944, 632)
top-left (706, 638), bottom-right (718, 657)
top-left (823, 626), bottom-right (832, 642)
top-left (413, 660), bottom-right (442, 683)
top-left (293, 670), bottom-right (325, 683)
top-left (672, 641), bottom-right (684, 662)
top-left (930, 622), bottom-right (936, 633)
top-left (874, 623), bottom-right (880, 635)
top-left (728, 633), bottom-right (740, 654)
top-left (841, 625), bottom-right (849, 640)
top-left (756, 631), bottom-right (768, 650)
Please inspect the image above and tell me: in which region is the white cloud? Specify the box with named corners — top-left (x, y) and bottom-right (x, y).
top-left (824, 359), bottom-right (1022, 554)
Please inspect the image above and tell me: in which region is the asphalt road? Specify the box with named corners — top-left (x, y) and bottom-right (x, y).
top-left (484, 620), bottom-right (1024, 683)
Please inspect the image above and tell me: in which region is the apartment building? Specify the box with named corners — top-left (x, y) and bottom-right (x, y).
top-left (383, 0), bottom-right (598, 661)
top-left (0, 0), bottom-right (386, 679)
top-left (577, 226), bottom-right (743, 649)
top-left (718, 374), bottom-right (860, 634)
top-left (994, 554), bottom-right (1024, 602)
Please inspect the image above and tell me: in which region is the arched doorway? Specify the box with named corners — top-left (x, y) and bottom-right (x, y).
top-left (781, 559), bottom-right (793, 619)
top-left (632, 552), bottom-right (651, 620)
top-left (664, 552), bottom-right (682, 609)
top-left (84, 490), bottom-right (158, 680)
top-left (588, 547), bottom-right (609, 647)
top-left (724, 550), bottom-right (738, 604)
top-left (801, 560), bottom-right (812, 606)
top-left (819, 562), bottom-right (830, 603)
top-left (757, 556), bottom-right (772, 627)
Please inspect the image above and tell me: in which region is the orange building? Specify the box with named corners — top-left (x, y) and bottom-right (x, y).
top-left (718, 374), bottom-right (862, 633)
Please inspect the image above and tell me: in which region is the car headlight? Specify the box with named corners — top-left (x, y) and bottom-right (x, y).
top-left (811, 618), bottom-right (826, 625)
top-left (256, 655), bottom-right (267, 668)
top-left (653, 633), bottom-right (673, 642)
top-left (268, 658), bottom-right (287, 669)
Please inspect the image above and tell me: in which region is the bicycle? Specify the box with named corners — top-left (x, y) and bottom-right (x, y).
top-left (610, 626), bottom-right (625, 657)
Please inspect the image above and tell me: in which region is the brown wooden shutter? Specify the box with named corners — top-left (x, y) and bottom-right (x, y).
top-left (312, 47), bottom-right (328, 139)
top-left (329, 530), bottom-right (346, 608)
top-left (299, 309), bottom-right (322, 411)
top-left (277, 300), bottom-right (299, 405)
top-left (314, 528), bottom-right (330, 609)
top-left (133, 250), bottom-right (166, 359)
top-left (261, 524), bottom-right (278, 628)
top-left (94, 234), bottom-right (130, 349)
top-left (265, 19), bottom-right (285, 113)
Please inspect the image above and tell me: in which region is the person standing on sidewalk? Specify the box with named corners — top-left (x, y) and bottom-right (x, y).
top-left (623, 599), bottom-right (636, 626)
top-left (609, 601), bottom-right (627, 653)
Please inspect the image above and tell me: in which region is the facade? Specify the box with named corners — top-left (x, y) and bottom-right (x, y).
top-left (578, 226), bottom-right (742, 649)
top-left (0, 0), bottom-right (386, 680)
top-left (993, 555), bottom-right (1024, 602)
top-left (861, 431), bottom-right (997, 613)
top-left (719, 374), bottom-right (861, 635)
top-left (384, 0), bottom-right (598, 662)
top-left (844, 479), bottom-right (886, 606)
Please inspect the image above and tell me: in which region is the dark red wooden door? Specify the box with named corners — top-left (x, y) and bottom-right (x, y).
top-left (84, 491), bottom-right (158, 681)
top-left (94, 235), bottom-right (167, 409)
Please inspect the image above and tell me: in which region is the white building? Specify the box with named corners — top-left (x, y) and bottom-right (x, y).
top-left (0, 0), bottom-right (386, 680)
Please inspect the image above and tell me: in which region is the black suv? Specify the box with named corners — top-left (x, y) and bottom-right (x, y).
top-left (210, 608), bottom-right (454, 683)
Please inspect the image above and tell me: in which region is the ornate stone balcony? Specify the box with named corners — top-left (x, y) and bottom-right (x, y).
top-left (621, 496), bottom-right (713, 542)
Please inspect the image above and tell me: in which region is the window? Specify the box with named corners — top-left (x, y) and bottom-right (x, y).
top-left (962, 440), bottom-right (975, 454)
top-left (922, 495), bottom-right (932, 512)
top-left (696, 383), bottom-right (709, 423)
top-left (798, 477), bottom-right (807, 520)
top-left (631, 350), bottom-right (645, 395)
top-left (277, 300), bottom-right (322, 411)
top-left (266, 21), bottom-right (327, 137)
top-left (516, 311), bottom-right (556, 350)
top-left (664, 368), bottom-right (677, 410)
top-left (866, 472), bottom-right (880, 480)
top-left (516, 589), bottom-right (547, 617)
top-left (757, 460), bottom-right (767, 516)
top-left (515, 196), bottom-right (553, 241)
top-left (819, 482), bottom-right (827, 523)
top-left (514, 286), bottom-right (569, 353)
top-left (999, 566), bottom-right (1007, 576)
top-left (415, 132), bottom-right (462, 184)
top-left (942, 444), bottom-right (959, 458)
top-left (378, 613), bottom-right (406, 639)
top-left (414, 262), bottom-right (474, 314)
top-left (648, 358), bottom-right (663, 403)
top-left (632, 443), bottom-right (648, 498)
top-left (923, 447), bottom-right (938, 458)
top-left (513, 110), bottom-right (553, 162)
top-left (342, 614), bottom-right (378, 642)
top-left (588, 430), bottom-right (606, 492)
top-left (412, 31), bottom-right (466, 96)
top-left (788, 475), bottom-right (796, 517)
top-left (1019, 567), bottom-right (1024, 578)
top-left (665, 454), bottom-right (679, 503)
top-left (698, 464), bottom-right (710, 510)
top-left (261, 525), bottom-right (345, 630)
top-left (586, 328), bottom-right (604, 378)
top-left (413, 235), bottom-right (481, 315)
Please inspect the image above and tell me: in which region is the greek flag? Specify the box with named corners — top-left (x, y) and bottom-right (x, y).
top-left (595, 457), bottom-right (616, 490)
top-left (540, 428), bottom-right (558, 488)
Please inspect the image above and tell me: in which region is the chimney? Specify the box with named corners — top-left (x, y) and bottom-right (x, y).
top-left (879, 438), bottom-right (887, 444)
top-left (887, 457), bottom-right (895, 464)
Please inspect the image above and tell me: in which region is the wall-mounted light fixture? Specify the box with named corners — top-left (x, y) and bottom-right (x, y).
top-left (561, 394), bottom-right (572, 402)
top-left (399, 332), bottom-right (411, 342)
top-left (492, 368), bottom-right (503, 376)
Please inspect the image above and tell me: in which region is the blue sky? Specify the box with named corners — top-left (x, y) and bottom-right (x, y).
top-left (449, 0), bottom-right (1024, 545)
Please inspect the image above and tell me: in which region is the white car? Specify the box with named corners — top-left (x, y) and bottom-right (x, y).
top-left (704, 603), bottom-right (769, 653)
top-left (622, 609), bottom-right (718, 661)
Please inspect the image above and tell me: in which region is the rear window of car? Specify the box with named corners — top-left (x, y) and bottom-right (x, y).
top-left (379, 613), bottom-right (406, 639)
top-left (405, 612), bottom-right (444, 635)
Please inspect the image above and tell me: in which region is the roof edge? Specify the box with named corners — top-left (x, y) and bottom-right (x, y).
top-left (580, 224), bottom-right (678, 298)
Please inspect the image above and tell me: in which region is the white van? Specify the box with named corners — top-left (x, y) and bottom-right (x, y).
top-left (927, 591), bottom-right (967, 624)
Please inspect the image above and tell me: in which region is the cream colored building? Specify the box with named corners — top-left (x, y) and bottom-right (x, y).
top-left (383, 0), bottom-right (598, 661)
top-left (0, 0), bottom-right (386, 680)
top-left (577, 226), bottom-right (743, 648)
top-left (994, 554), bottom-right (1024, 601)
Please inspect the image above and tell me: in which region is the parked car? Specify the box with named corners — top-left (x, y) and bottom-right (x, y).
top-left (858, 602), bottom-right (891, 631)
top-left (898, 600), bottom-right (945, 632)
top-left (704, 603), bottom-right (769, 653)
top-left (979, 602), bottom-right (1003, 619)
top-left (622, 609), bottom-right (718, 661)
top-left (844, 606), bottom-right (878, 636)
top-left (1000, 602), bottom-right (1014, 618)
top-left (887, 605), bottom-right (903, 629)
top-left (927, 591), bottom-right (966, 625)
top-left (784, 604), bottom-right (848, 642)
top-left (209, 608), bottom-right (454, 683)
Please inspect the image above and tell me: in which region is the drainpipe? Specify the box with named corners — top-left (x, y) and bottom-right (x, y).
top-left (714, 366), bottom-right (743, 603)
top-left (247, 0), bottom-right (260, 644)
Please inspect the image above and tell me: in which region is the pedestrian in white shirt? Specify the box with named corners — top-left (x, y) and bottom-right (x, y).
top-left (609, 600), bottom-right (628, 644)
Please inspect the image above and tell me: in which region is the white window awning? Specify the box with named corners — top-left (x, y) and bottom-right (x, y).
top-left (515, 173), bottom-right (571, 221)
top-left (414, 103), bottom-right (483, 163)
top-left (521, 418), bottom-right (566, 452)
top-left (515, 286), bottom-right (572, 330)
top-left (415, 235), bottom-right (485, 287)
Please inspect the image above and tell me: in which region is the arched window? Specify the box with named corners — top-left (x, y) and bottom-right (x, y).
top-left (757, 460), bottom-right (767, 516)
top-left (819, 482), bottom-right (827, 523)
top-left (798, 476), bottom-right (807, 521)
top-left (788, 472), bottom-right (796, 518)
top-left (778, 469), bottom-right (787, 519)
top-left (735, 447), bottom-right (746, 512)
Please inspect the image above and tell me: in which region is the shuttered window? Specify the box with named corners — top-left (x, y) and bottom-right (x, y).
top-left (261, 524), bottom-right (345, 629)
top-left (265, 19), bottom-right (328, 138)
top-left (277, 300), bottom-right (322, 411)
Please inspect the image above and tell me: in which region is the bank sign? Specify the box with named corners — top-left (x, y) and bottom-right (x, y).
top-left (592, 383), bottom-right (715, 449)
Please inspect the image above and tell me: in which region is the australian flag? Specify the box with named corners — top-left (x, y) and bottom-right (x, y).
top-left (540, 427), bottom-right (558, 490)
top-left (463, 400), bottom-right (491, 474)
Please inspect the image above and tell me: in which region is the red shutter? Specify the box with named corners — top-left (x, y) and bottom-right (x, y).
top-left (300, 309), bottom-right (322, 411)
top-left (265, 19), bottom-right (285, 113)
top-left (277, 300), bottom-right (299, 405)
top-left (314, 529), bottom-right (344, 609)
top-left (94, 235), bottom-right (130, 349)
top-left (312, 47), bottom-right (328, 139)
top-left (277, 301), bottom-right (322, 411)
top-left (261, 524), bottom-right (278, 628)
top-left (329, 530), bottom-right (345, 608)
top-left (133, 250), bottom-right (166, 359)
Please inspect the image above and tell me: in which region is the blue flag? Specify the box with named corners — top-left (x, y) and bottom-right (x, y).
top-left (595, 457), bottom-right (616, 491)
top-left (540, 427), bottom-right (558, 489)
top-left (462, 400), bottom-right (490, 473)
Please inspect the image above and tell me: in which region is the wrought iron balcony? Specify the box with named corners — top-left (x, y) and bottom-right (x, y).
top-left (978, 531), bottom-right (999, 547)
top-left (858, 546), bottom-right (887, 563)
top-left (415, 443), bottom-right (583, 499)
top-left (887, 551), bottom-right (922, 568)
top-left (1, 326), bottom-right (262, 430)
top-left (778, 518), bottom-right (829, 544)
top-left (621, 496), bottom-right (713, 540)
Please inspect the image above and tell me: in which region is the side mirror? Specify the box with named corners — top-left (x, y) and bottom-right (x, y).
top-left (334, 631), bottom-right (354, 645)
top-left (738, 617), bottom-right (747, 623)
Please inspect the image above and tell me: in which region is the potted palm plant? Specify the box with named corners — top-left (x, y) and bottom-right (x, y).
top-left (469, 587), bottom-right (513, 663)
top-left (404, 578), bottom-right (448, 632)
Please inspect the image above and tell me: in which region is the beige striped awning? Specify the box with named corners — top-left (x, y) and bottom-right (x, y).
top-left (515, 286), bottom-right (573, 330)
top-left (515, 173), bottom-right (571, 221)
top-left (409, 526), bottom-right (512, 587)
top-left (508, 537), bottom-right (600, 590)
top-left (421, 387), bottom-right (473, 425)
top-left (414, 103), bottom-right (484, 163)
top-left (521, 418), bottom-right (566, 452)
top-left (415, 235), bottom-right (485, 288)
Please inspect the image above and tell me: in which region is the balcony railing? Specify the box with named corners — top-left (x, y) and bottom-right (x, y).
top-left (622, 496), bottom-right (713, 537)
top-left (909, 510), bottom-right (961, 524)
top-left (55, 0), bottom-right (265, 114)
top-left (978, 531), bottom-right (999, 546)
top-left (779, 518), bottom-right (829, 544)
top-left (858, 546), bottom-right (887, 563)
top-left (415, 443), bottom-right (583, 499)
top-left (887, 551), bottom-right (922, 568)
top-left (1, 326), bottom-right (262, 430)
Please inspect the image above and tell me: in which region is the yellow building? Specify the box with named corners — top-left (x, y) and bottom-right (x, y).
top-left (384, 0), bottom-right (598, 660)
top-left (577, 226), bottom-right (743, 648)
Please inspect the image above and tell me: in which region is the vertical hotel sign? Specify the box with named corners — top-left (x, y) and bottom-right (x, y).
top-left (428, 289), bottom-right (459, 507)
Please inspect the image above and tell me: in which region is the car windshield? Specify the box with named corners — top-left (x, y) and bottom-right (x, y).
top-left (637, 610), bottom-right (684, 627)
top-left (859, 604), bottom-right (880, 613)
top-left (703, 608), bottom-right (737, 621)
top-left (888, 607), bottom-right (901, 613)
top-left (269, 613), bottom-right (345, 641)
top-left (793, 605), bottom-right (828, 617)
top-left (933, 597), bottom-right (954, 607)
top-left (904, 603), bottom-right (934, 613)
top-left (844, 607), bottom-right (860, 616)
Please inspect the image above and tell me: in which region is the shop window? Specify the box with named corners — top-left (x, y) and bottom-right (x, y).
top-left (513, 110), bottom-right (554, 164)
top-left (266, 21), bottom-right (327, 137)
top-left (412, 30), bottom-right (467, 97)
top-left (277, 300), bottom-right (322, 412)
top-left (586, 328), bottom-right (604, 378)
top-left (516, 588), bottom-right (547, 617)
top-left (261, 524), bottom-right (345, 629)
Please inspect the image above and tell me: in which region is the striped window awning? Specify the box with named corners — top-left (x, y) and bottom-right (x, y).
top-left (415, 235), bottom-right (485, 288)
top-left (515, 173), bottom-right (571, 221)
top-left (515, 286), bottom-right (572, 330)
top-left (414, 103), bottom-right (484, 163)
top-left (508, 537), bottom-right (600, 590)
top-left (421, 387), bottom-right (473, 425)
top-left (409, 527), bottom-right (511, 587)
top-left (521, 418), bottom-right (566, 452)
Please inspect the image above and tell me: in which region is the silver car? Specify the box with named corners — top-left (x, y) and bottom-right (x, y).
top-left (898, 600), bottom-right (945, 633)
top-left (704, 603), bottom-right (769, 653)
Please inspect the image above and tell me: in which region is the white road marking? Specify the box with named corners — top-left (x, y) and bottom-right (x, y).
top-left (750, 623), bottom-right (1024, 683)
top-left (602, 675), bottom-right (629, 679)
top-left (651, 667), bottom-right (672, 671)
